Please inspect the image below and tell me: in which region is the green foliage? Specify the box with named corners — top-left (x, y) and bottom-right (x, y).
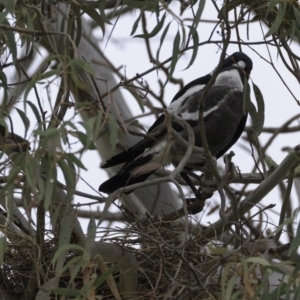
top-left (123, 86), bottom-right (145, 112)
top-left (265, 0), bottom-right (281, 18)
top-left (85, 216), bottom-right (96, 259)
top-left (156, 21), bottom-right (171, 64)
top-left (165, 29), bottom-right (180, 86)
top-left (190, 0), bottom-right (206, 32)
top-left (0, 0), bottom-right (300, 298)
top-left (220, 256), bottom-right (300, 300)
top-left (265, 1), bottom-right (287, 38)
top-left (184, 26), bottom-right (199, 70)
top-left (108, 113), bottom-right (118, 151)
top-left (14, 107), bottom-right (29, 137)
top-left (0, 235), bottom-right (7, 264)
top-left (125, 0), bottom-right (157, 11)
top-left (131, 11), bottom-right (143, 36)
top-left (2, 19), bottom-right (17, 62)
top-left (82, 4), bottom-right (106, 36)
top-left (225, 0), bottom-right (300, 42)
top-left (44, 159), bottom-right (57, 210)
top-left (289, 213), bottom-right (300, 255)
top-left (243, 78), bottom-right (265, 135)
top-left (134, 12), bottom-right (166, 39)
top-left (50, 243), bottom-right (118, 299)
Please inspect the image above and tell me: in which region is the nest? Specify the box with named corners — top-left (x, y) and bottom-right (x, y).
top-left (1, 230), bottom-right (59, 298)
top-left (1, 217), bottom-right (244, 299)
top-left (99, 216), bottom-right (224, 299)
top-left (133, 218), bottom-right (221, 299)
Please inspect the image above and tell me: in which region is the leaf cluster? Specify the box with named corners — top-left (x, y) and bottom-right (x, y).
top-left (0, 0), bottom-right (299, 298)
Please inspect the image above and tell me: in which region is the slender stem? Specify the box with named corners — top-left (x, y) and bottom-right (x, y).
top-left (274, 163), bottom-right (297, 243)
top-left (200, 148), bottom-right (300, 243)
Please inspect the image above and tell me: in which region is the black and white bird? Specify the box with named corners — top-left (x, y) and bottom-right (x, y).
top-left (99, 52), bottom-right (253, 194)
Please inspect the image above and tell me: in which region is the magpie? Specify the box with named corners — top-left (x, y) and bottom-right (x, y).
top-left (99, 52), bottom-right (253, 194)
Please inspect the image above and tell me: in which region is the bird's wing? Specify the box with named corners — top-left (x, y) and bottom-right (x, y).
top-left (167, 74), bottom-right (211, 114)
top-left (170, 85), bottom-right (246, 165)
top-left (197, 86), bottom-right (246, 157)
top-left (101, 115), bottom-right (165, 168)
top-left (101, 74), bottom-right (211, 169)
top-left (203, 105), bottom-right (244, 157)
top-left (214, 113), bottom-right (247, 158)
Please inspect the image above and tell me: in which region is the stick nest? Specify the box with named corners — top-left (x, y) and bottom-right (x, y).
top-left (1, 217), bottom-right (238, 299)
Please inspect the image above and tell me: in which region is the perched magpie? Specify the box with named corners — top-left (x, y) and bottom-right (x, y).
top-left (99, 52), bottom-right (253, 194)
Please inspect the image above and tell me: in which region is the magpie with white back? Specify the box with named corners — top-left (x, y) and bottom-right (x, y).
top-left (99, 52), bottom-right (253, 194)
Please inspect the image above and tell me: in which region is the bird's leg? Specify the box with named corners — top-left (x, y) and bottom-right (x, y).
top-left (180, 171), bottom-right (198, 195)
top-left (180, 169), bottom-right (215, 214)
top-left (182, 168), bottom-right (202, 181)
top-left (193, 157), bottom-right (217, 200)
top-left (182, 169), bottom-right (205, 198)
top-left (180, 169), bottom-right (209, 204)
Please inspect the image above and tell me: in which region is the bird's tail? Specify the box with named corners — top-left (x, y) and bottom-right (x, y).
top-left (99, 172), bottom-right (154, 194)
top-left (99, 155), bottom-right (156, 194)
top-left (101, 146), bottom-right (143, 168)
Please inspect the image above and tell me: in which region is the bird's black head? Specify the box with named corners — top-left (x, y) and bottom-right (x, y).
top-left (223, 52), bottom-right (253, 79)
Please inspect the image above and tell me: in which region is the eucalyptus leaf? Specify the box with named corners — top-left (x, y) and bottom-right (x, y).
top-left (3, 19), bottom-right (17, 62)
top-left (57, 158), bottom-right (75, 202)
top-left (0, 12), bottom-right (8, 25)
top-left (0, 69), bottom-right (7, 104)
top-left (184, 26), bottom-right (199, 70)
top-left (69, 259), bottom-right (88, 285)
top-left (24, 154), bottom-right (39, 192)
top-left (92, 111), bottom-right (103, 138)
top-left (85, 215), bottom-right (96, 259)
top-left (165, 30), bottom-right (180, 86)
top-left (70, 63), bottom-right (90, 90)
top-left (59, 256), bottom-right (82, 277)
top-left (265, 2), bottom-right (286, 38)
top-left (82, 6), bottom-right (105, 36)
top-left (252, 81), bottom-right (265, 135)
top-left (288, 19), bottom-right (297, 38)
top-left (0, 69), bottom-right (7, 87)
top-left (244, 79), bottom-right (265, 136)
top-left (245, 257), bottom-right (270, 266)
top-left (265, 0), bottom-right (281, 18)
top-left (130, 11), bottom-right (143, 36)
top-left (26, 101), bottom-right (42, 124)
top-left (218, 0), bottom-right (242, 19)
top-left (79, 120), bottom-right (92, 150)
top-left (108, 114), bottom-right (118, 151)
top-left (134, 12), bottom-right (166, 39)
top-left (94, 264), bottom-right (117, 288)
top-left (293, 6), bottom-right (300, 26)
top-left (225, 275), bottom-right (237, 300)
top-left (123, 86), bottom-right (145, 113)
top-left (0, 153), bottom-right (24, 197)
top-left (98, 0), bottom-right (112, 25)
top-left (156, 21), bottom-right (171, 64)
top-left (125, 0), bottom-right (156, 11)
top-left (72, 59), bottom-right (95, 76)
top-left (191, 0), bottom-right (206, 29)
top-left (289, 220), bottom-right (300, 255)
top-left (0, 235), bottom-right (7, 264)
top-left (44, 161), bottom-right (57, 210)
top-left (15, 107), bottom-right (30, 138)
top-left (23, 70), bottom-right (57, 102)
top-left (68, 153), bottom-right (87, 170)
top-left (23, 76), bottom-right (38, 102)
